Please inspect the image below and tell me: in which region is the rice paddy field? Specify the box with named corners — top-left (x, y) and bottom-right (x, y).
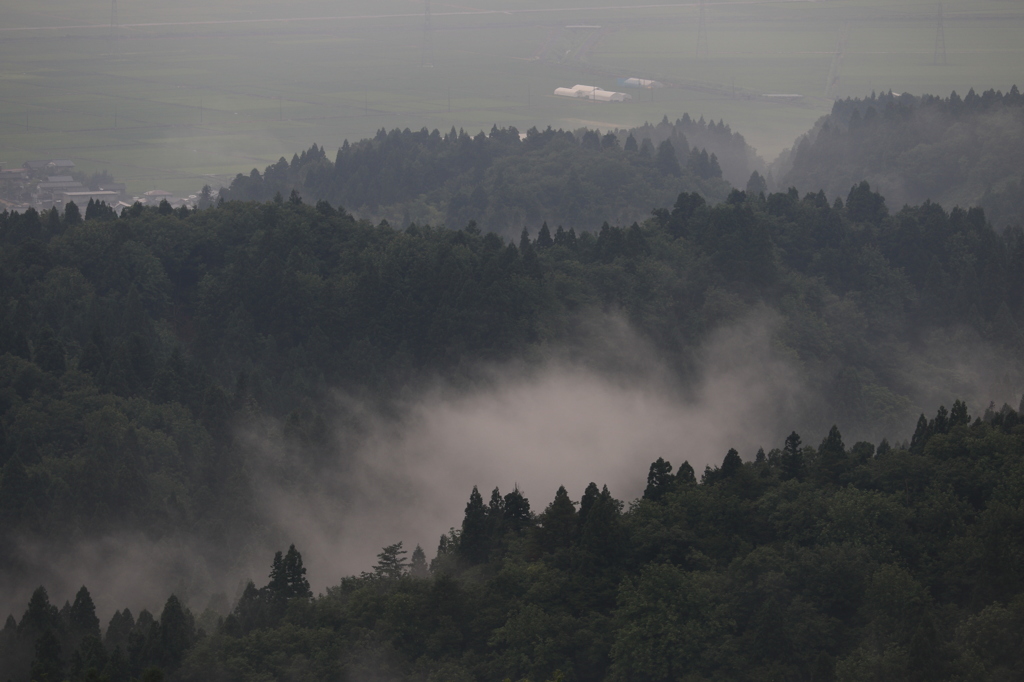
top-left (1, 0), bottom-right (1021, 198)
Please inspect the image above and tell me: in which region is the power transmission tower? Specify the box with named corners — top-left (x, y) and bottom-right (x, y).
top-left (421, 0), bottom-right (434, 68)
top-left (824, 23), bottom-right (850, 100)
top-left (933, 3), bottom-right (947, 65)
top-left (696, 0), bottom-right (708, 61)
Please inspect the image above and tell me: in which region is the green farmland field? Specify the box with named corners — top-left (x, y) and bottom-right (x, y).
top-left (1, 0), bottom-right (1021, 199)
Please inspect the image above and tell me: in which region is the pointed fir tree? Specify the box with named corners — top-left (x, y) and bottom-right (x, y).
top-left (578, 482), bottom-right (601, 531)
top-left (158, 595), bottom-right (194, 670)
top-left (19, 586), bottom-right (60, 638)
top-left (459, 486), bottom-right (489, 564)
top-left (655, 139), bottom-right (682, 176)
top-left (282, 545), bottom-right (312, 599)
top-left (410, 545), bottom-right (429, 578)
top-left (104, 609), bottom-right (135, 652)
top-left (676, 460), bottom-right (696, 485)
top-left (69, 586), bottom-right (101, 647)
top-left (537, 485), bottom-right (577, 552)
top-left (720, 448), bottom-right (743, 479)
top-left (536, 222), bottom-right (553, 248)
top-left (267, 550), bottom-right (287, 595)
top-left (909, 414), bottom-right (930, 453)
top-left (64, 201), bottom-right (82, 225)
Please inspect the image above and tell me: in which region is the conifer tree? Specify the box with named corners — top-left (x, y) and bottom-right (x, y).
top-left (483, 485), bottom-right (505, 546)
top-left (71, 635), bottom-right (108, 681)
top-left (104, 645), bottom-right (129, 682)
top-left (676, 460), bottom-right (696, 485)
top-left (909, 414), bottom-right (930, 453)
top-left (373, 542), bottom-right (409, 578)
top-left (64, 201), bottom-right (82, 225)
top-left (578, 482), bottom-right (601, 530)
top-left (538, 485), bottom-right (577, 552)
top-left (536, 222), bottom-right (553, 248)
top-left (459, 486), bottom-right (489, 563)
top-left (502, 486), bottom-right (532, 534)
top-left (816, 425), bottom-right (847, 483)
top-left (158, 595), bottom-right (194, 670)
top-left (950, 399), bottom-right (970, 427)
top-left (746, 170), bottom-right (768, 195)
top-left (267, 550), bottom-right (287, 594)
top-left (104, 609), bottom-right (134, 652)
top-left (30, 629), bottom-right (63, 682)
top-left (780, 431), bottom-right (804, 480)
top-left (282, 545), bottom-right (312, 599)
top-left (643, 458), bottom-right (674, 501)
top-left (69, 586), bottom-right (101, 649)
top-left (656, 140), bottom-right (682, 176)
top-left (720, 448), bottom-right (743, 478)
top-left (579, 485), bottom-right (623, 570)
top-left (19, 586), bottom-right (60, 639)
top-left (410, 545), bottom-right (429, 578)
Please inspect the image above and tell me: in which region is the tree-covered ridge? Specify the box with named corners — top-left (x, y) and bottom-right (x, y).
top-left (219, 122), bottom-right (735, 236)
top-left (5, 403), bottom-right (1024, 682)
top-left (2, 182), bottom-right (1024, 545)
top-left (621, 112), bottom-right (763, 187)
top-left (774, 86), bottom-right (1024, 228)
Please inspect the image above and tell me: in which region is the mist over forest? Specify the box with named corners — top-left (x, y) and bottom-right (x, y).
top-left (774, 87), bottom-right (1024, 229)
top-left (2, 0), bottom-right (1024, 681)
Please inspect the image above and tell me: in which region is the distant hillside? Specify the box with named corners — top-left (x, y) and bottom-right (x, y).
top-left (219, 123), bottom-right (736, 237)
top-left (618, 113), bottom-right (764, 188)
top-left (772, 87), bottom-right (1024, 228)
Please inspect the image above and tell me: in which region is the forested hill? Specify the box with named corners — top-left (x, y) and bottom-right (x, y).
top-left (2, 182), bottom-right (1023, 556)
top-left (3, 403), bottom-right (1024, 682)
top-left (620, 112), bottom-right (764, 187)
top-left (773, 87), bottom-right (1024, 228)
top-left (218, 122), bottom-right (737, 237)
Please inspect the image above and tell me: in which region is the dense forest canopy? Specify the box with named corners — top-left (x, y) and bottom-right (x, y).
top-left (3, 178), bottom-right (1023, 573)
top-left (2, 113), bottom-right (1024, 680)
top-left (773, 87), bottom-right (1024, 229)
top-left (218, 116), bottom-right (751, 237)
top-left (2, 401), bottom-right (1024, 682)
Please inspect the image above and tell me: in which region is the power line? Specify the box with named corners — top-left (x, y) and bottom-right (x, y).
top-left (421, 0), bottom-right (434, 68)
top-left (933, 3), bottom-right (947, 65)
top-left (696, 0), bottom-right (708, 61)
top-left (824, 23), bottom-right (850, 100)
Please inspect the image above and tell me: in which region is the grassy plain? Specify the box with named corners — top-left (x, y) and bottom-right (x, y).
top-left (1, 0), bottom-right (1021, 198)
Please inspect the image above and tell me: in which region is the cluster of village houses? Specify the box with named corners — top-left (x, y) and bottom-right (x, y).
top-left (0, 159), bottom-right (200, 215)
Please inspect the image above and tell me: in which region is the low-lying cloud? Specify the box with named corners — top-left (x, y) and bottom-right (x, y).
top-left (6, 310), bottom-right (1017, 623)
top-left (251, 311), bottom-right (810, 591)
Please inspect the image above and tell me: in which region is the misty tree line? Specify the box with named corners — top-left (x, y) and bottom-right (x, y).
top-left (774, 86), bottom-right (1024, 229)
top-left (3, 399), bottom-right (1024, 681)
top-left (2, 177), bottom-right (1024, 547)
top-left (2, 167), bottom-right (1024, 679)
top-left (218, 118), bottom-right (741, 236)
